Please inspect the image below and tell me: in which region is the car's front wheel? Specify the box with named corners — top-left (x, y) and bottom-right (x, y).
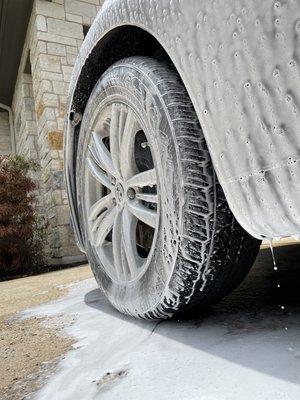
top-left (76, 56), bottom-right (260, 319)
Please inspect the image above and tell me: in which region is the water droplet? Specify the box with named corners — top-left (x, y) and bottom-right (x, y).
top-left (289, 59), bottom-right (296, 68)
top-left (268, 239), bottom-right (278, 270)
top-left (274, 1), bottom-right (282, 10)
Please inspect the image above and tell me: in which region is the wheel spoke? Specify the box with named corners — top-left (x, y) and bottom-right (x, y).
top-left (87, 156), bottom-right (112, 189)
top-left (135, 193), bottom-right (158, 203)
top-left (118, 105), bottom-right (127, 146)
top-left (91, 132), bottom-right (116, 177)
top-left (109, 103), bottom-right (121, 175)
top-left (127, 201), bottom-right (157, 228)
top-left (88, 193), bottom-right (112, 223)
top-left (126, 168), bottom-right (157, 188)
top-left (90, 209), bottom-right (108, 238)
top-left (97, 244), bottom-right (115, 276)
top-left (112, 210), bottom-right (125, 278)
top-left (94, 206), bottom-right (117, 246)
top-left (122, 208), bottom-right (140, 277)
top-left (119, 109), bottom-right (136, 180)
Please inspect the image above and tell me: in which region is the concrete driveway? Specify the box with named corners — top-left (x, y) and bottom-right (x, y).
top-left (2, 244), bottom-right (300, 400)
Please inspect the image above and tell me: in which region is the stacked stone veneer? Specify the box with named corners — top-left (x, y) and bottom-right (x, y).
top-left (11, 0), bottom-right (104, 265)
top-left (0, 111), bottom-right (11, 155)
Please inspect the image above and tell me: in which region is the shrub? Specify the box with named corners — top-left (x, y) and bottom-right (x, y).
top-left (0, 155), bottom-right (48, 278)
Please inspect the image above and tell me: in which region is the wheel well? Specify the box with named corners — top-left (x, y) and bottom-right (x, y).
top-left (72, 25), bottom-right (173, 114)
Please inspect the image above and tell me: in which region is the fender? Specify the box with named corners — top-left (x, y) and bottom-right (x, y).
top-left (65, 0), bottom-right (300, 250)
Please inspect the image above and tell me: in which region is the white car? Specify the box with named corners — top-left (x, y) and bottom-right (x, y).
top-left (65, 0), bottom-right (300, 319)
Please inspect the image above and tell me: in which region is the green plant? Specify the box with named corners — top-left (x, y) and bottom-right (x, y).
top-left (0, 155), bottom-right (48, 278)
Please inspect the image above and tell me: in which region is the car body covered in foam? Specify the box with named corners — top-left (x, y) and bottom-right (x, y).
top-left (65, 0), bottom-right (300, 250)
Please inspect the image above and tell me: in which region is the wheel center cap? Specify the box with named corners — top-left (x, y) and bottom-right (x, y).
top-left (115, 182), bottom-right (125, 204)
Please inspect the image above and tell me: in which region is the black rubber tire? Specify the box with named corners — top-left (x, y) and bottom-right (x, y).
top-left (76, 56), bottom-right (261, 319)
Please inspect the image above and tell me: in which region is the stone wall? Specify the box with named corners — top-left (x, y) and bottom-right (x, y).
top-left (13, 74), bottom-right (39, 161)
top-left (11, 0), bottom-right (104, 265)
top-left (0, 110), bottom-right (11, 155)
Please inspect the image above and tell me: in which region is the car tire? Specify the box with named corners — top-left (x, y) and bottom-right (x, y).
top-left (76, 56), bottom-right (260, 319)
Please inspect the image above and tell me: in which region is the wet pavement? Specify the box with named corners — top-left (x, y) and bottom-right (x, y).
top-left (27, 243), bottom-right (300, 400)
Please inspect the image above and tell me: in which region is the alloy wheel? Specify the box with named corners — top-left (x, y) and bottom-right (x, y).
top-left (84, 103), bottom-right (160, 283)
